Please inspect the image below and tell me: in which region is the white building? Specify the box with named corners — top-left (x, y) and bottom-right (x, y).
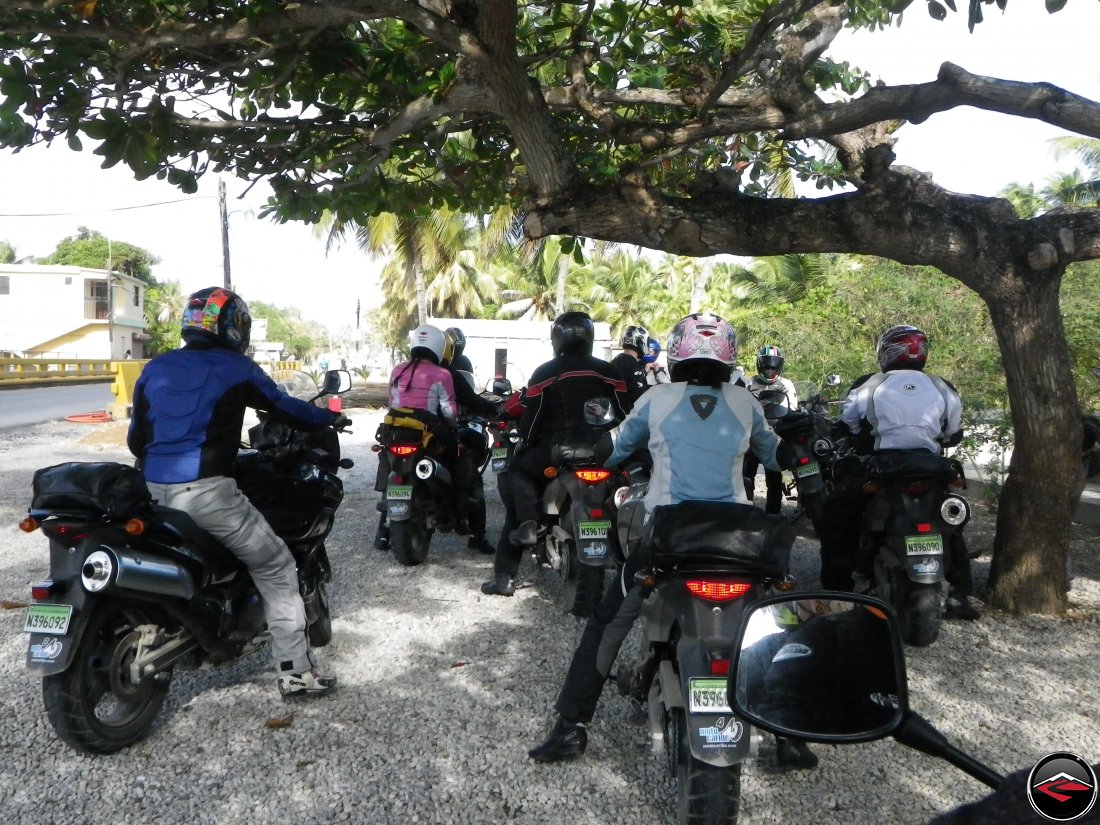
top-left (0, 264), bottom-right (148, 359)
top-left (429, 317), bottom-right (613, 391)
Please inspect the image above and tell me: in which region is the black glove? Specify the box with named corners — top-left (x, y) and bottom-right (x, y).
top-left (776, 440), bottom-right (797, 472)
top-left (332, 413), bottom-right (352, 431)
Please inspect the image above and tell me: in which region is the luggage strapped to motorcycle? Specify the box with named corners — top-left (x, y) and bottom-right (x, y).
top-left (377, 406), bottom-right (438, 448)
top-left (642, 500), bottom-right (794, 576)
top-left (866, 450), bottom-right (964, 482)
top-left (30, 461), bottom-right (153, 519)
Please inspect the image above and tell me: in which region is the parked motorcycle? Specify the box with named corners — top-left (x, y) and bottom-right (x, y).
top-left (755, 388), bottom-right (831, 523)
top-left (534, 397), bottom-right (620, 618)
top-left (846, 449), bottom-right (971, 647)
top-left (613, 490), bottom-right (797, 825)
top-left (20, 370), bottom-right (353, 754)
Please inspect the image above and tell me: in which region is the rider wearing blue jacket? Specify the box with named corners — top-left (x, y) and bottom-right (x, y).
top-left (528, 313), bottom-right (800, 764)
top-left (128, 287), bottom-right (344, 700)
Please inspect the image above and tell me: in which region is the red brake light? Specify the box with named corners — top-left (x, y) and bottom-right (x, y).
top-left (709, 658), bottom-right (731, 676)
top-left (389, 445), bottom-right (419, 457)
top-left (31, 581), bottom-right (57, 601)
top-left (685, 581), bottom-right (752, 602)
top-left (902, 482), bottom-right (931, 495)
top-left (797, 456), bottom-right (810, 465)
top-left (575, 469), bottom-right (612, 483)
top-left (589, 508), bottom-right (604, 518)
top-left (916, 522), bottom-right (933, 533)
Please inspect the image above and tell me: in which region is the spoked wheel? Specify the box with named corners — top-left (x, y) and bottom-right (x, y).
top-left (670, 708), bottom-right (741, 825)
top-left (42, 601), bottom-right (172, 754)
top-left (304, 579), bottom-right (333, 647)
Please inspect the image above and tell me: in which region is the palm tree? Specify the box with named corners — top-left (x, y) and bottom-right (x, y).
top-left (496, 239), bottom-right (581, 321)
top-left (579, 251), bottom-right (669, 336)
top-left (715, 254), bottom-right (828, 307)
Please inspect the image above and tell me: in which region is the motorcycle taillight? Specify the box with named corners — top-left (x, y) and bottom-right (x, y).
top-left (902, 482), bottom-right (932, 495)
top-left (575, 468), bottom-right (612, 483)
top-left (41, 523), bottom-right (89, 542)
top-left (389, 444), bottom-right (419, 457)
top-left (685, 580), bottom-right (751, 602)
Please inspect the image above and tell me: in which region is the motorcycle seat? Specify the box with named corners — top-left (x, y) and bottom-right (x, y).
top-left (150, 505), bottom-right (241, 580)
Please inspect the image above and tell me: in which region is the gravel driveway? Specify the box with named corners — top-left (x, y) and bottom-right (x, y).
top-left (1, 411), bottom-right (1097, 825)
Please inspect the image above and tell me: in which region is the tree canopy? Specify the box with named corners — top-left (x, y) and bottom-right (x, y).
top-left (2, 0), bottom-right (1100, 613)
top-left (41, 227), bottom-right (159, 282)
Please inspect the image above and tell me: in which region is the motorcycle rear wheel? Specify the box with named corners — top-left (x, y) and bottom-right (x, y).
top-left (556, 539), bottom-right (607, 618)
top-left (671, 708), bottom-right (741, 825)
top-left (895, 574), bottom-right (942, 647)
top-left (43, 602), bottom-right (172, 754)
top-left (305, 580), bottom-right (333, 647)
top-left (390, 519), bottom-right (433, 566)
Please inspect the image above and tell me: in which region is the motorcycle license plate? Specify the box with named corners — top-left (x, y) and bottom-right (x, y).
top-left (577, 521), bottom-right (610, 539)
top-left (491, 447), bottom-right (509, 472)
top-left (387, 485), bottom-right (412, 501)
top-left (23, 604), bottom-right (72, 636)
top-left (688, 677), bottom-right (732, 714)
top-left (794, 461), bottom-right (820, 478)
top-left (905, 534), bottom-right (944, 555)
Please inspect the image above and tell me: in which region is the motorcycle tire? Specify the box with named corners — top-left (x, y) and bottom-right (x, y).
top-left (305, 580), bottom-right (333, 648)
top-left (671, 708), bottom-right (742, 825)
top-left (42, 601), bottom-right (172, 754)
top-left (390, 519), bottom-right (433, 566)
top-left (897, 576), bottom-right (942, 647)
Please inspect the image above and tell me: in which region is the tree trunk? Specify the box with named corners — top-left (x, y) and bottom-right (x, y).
top-left (983, 269), bottom-right (1081, 613)
top-left (555, 253), bottom-right (568, 317)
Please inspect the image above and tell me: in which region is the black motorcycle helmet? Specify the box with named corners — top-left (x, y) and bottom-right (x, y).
top-left (551, 311), bottom-right (595, 357)
top-left (181, 287), bottom-right (252, 353)
top-left (445, 326), bottom-right (466, 358)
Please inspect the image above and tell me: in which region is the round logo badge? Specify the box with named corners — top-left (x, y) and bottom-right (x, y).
top-left (1027, 752), bottom-right (1097, 822)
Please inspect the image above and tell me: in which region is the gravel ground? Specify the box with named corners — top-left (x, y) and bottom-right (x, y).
top-left (1, 409), bottom-right (1098, 825)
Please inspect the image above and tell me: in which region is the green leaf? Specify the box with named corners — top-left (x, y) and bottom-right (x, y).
top-left (1045, 0), bottom-right (1068, 11)
top-left (927, 1), bottom-right (948, 21)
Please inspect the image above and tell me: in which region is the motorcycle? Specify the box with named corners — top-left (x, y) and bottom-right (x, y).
top-left (755, 388), bottom-right (832, 523)
top-left (534, 397), bottom-right (620, 618)
top-left (613, 489), bottom-right (797, 825)
top-left (375, 404), bottom-right (493, 567)
top-left (729, 593), bottom-right (1030, 809)
top-left (845, 448), bottom-right (971, 647)
top-left (487, 378), bottom-right (519, 474)
top-left (20, 369), bottom-right (354, 754)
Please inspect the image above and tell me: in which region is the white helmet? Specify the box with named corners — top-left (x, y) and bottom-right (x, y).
top-left (409, 324), bottom-right (447, 365)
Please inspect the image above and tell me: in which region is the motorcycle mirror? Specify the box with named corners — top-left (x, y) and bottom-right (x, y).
top-left (583, 396), bottom-right (617, 426)
top-left (729, 592), bottom-right (1006, 789)
top-left (490, 377), bottom-right (513, 396)
top-left (323, 369), bottom-right (353, 395)
top-left (728, 592), bottom-right (908, 743)
top-left (756, 389), bottom-right (791, 418)
top-left (825, 374), bottom-right (843, 388)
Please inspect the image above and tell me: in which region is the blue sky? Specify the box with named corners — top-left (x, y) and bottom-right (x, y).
top-left (0, 3), bottom-right (1097, 325)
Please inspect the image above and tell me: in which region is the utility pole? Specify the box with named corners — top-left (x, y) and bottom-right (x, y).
top-left (218, 178), bottom-right (232, 290)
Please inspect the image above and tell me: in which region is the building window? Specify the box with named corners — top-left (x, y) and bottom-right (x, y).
top-left (133, 285), bottom-right (141, 307)
top-left (65, 277), bottom-right (72, 285)
top-left (0, 275), bottom-right (9, 295)
top-left (85, 280), bottom-right (109, 320)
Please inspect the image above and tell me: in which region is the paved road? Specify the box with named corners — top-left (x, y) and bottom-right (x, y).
top-left (0, 383), bottom-right (115, 430)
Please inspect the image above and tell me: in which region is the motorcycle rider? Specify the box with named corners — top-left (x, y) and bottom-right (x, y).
top-left (527, 312), bottom-right (802, 764)
top-left (610, 324), bottom-right (650, 410)
top-left (442, 329), bottom-right (501, 554)
top-left (505, 311), bottom-right (629, 551)
top-left (817, 325), bottom-right (980, 620)
top-left (373, 324), bottom-right (461, 551)
top-left (445, 326), bottom-right (474, 375)
top-left (744, 345), bottom-right (800, 514)
top-left (128, 287), bottom-right (346, 699)
top-left (643, 337), bottom-right (670, 385)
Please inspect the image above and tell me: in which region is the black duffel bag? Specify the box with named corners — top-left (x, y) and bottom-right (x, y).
top-left (30, 462), bottom-right (152, 518)
top-left (643, 500), bottom-right (793, 574)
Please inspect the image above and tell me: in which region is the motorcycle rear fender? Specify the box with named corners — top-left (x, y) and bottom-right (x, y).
top-left (675, 636), bottom-right (752, 766)
top-left (385, 471), bottom-right (415, 521)
top-left (568, 490), bottom-right (613, 567)
top-left (25, 585), bottom-right (91, 676)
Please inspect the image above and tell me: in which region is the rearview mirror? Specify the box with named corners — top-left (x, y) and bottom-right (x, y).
top-left (583, 396), bottom-right (617, 426)
top-left (491, 377), bottom-right (513, 396)
top-left (729, 593), bottom-right (907, 742)
top-left (323, 369), bottom-right (352, 395)
top-left (825, 374), bottom-right (843, 388)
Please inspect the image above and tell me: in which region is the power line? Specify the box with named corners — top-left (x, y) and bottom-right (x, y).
top-left (0, 195), bottom-right (217, 218)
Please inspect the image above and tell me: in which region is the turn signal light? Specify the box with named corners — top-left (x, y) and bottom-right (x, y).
top-left (575, 469), bottom-right (612, 483)
top-left (686, 581), bottom-right (751, 602)
top-left (389, 445), bottom-right (419, 457)
top-left (544, 467), bottom-right (559, 479)
top-left (124, 518), bottom-right (146, 536)
top-left (19, 516), bottom-right (39, 533)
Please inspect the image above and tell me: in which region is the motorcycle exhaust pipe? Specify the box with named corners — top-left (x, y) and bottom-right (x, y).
top-left (81, 547), bottom-right (196, 601)
top-left (413, 458), bottom-right (452, 487)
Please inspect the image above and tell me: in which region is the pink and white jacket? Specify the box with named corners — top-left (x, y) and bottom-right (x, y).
top-left (388, 359), bottom-right (458, 423)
